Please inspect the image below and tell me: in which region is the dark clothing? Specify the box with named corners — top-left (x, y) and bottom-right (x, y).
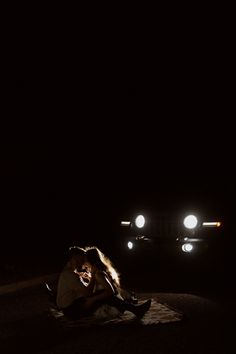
top-left (62, 297), bottom-right (89, 320)
top-left (61, 292), bottom-right (125, 319)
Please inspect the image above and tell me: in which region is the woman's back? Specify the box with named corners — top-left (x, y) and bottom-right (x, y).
top-left (94, 270), bottom-right (119, 296)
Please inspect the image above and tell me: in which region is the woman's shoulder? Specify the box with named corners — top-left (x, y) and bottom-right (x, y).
top-left (95, 270), bottom-right (107, 277)
top-left (95, 270), bottom-right (111, 281)
top-left (96, 270), bottom-right (114, 283)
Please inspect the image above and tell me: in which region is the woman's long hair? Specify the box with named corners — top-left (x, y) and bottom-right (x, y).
top-left (85, 246), bottom-right (120, 289)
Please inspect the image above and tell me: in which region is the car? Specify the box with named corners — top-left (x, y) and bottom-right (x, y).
top-left (120, 209), bottom-right (224, 263)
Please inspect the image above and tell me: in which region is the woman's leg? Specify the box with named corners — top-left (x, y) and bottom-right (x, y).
top-left (106, 296), bottom-right (152, 318)
top-left (62, 297), bottom-right (89, 320)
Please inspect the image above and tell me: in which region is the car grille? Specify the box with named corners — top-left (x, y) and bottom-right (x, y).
top-left (142, 218), bottom-right (183, 239)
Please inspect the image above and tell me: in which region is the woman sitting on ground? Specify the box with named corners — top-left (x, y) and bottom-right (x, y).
top-left (85, 246), bottom-right (151, 319)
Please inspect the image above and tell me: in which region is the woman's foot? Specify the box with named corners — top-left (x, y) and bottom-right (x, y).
top-left (133, 299), bottom-right (152, 318)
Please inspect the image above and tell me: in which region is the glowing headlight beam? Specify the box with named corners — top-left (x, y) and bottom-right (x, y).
top-left (183, 215), bottom-right (198, 229)
top-left (127, 241), bottom-right (133, 249)
top-left (202, 222), bottom-right (221, 227)
top-left (182, 243), bottom-right (193, 252)
top-left (135, 215), bottom-right (145, 228)
top-left (121, 221), bottom-right (131, 226)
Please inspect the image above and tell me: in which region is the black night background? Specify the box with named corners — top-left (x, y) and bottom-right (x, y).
top-left (1, 69), bottom-right (234, 289)
top-left (1, 11), bottom-right (235, 293)
top-left (1, 11), bottom-right (236, 354)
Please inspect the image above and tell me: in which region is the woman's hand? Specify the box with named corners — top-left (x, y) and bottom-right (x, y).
top-left (81, 271), bottom-right (91, 280)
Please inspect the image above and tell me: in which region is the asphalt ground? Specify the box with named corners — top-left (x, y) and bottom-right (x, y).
top-left (0, 267), bottom-right (234, 354)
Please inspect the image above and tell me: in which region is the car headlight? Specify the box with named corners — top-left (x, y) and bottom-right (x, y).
top-left (135, 215), bottom-right (145, 228)
top-left (127, 241), bottom-right (134, 249)
top-left (183, 215), bottom-right (198, 229)
top-left (182, 243), bottom-right (193, 252)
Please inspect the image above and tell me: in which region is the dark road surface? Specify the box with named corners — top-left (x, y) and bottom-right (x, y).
top-left (0, 271), bottom-right (234, 354)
